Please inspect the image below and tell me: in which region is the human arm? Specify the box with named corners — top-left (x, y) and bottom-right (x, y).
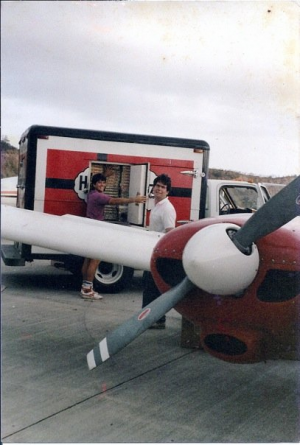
top-left (108, 195), bottom-right (147, 205)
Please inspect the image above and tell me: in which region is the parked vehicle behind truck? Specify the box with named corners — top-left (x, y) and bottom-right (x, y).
top-left (1, 125), bottom-right (270, 292)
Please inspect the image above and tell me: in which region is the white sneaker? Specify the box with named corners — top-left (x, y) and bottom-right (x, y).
top-left (80, 287), bottom-right (103, 300)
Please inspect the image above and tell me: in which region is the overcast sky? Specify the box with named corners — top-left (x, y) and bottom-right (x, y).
top-left (1, 1), bottom-right (299, 176)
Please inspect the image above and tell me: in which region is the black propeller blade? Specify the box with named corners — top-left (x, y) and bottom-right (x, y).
top-left (87, 277), bottom-right (194, 370)
top-left (233, 176), bottom-right (300, 253)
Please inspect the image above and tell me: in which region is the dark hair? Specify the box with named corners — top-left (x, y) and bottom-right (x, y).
top-left (91, 173), bottom-right (106, 185)
top-left (153, 174), bottom-right (172, 192)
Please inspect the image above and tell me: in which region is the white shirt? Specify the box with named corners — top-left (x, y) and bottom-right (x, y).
top-left (149, 197), bottom-right (176, 233)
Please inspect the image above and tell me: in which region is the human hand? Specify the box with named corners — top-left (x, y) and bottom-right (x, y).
top-left (135, 194), bottom-right (147, 204)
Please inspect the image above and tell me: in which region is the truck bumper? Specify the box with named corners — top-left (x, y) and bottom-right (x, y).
top-left (1, 244), bottom-right (25, 266)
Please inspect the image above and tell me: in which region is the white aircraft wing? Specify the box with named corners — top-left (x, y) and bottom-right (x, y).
top-left (1, 205), bottom-right (163, 271)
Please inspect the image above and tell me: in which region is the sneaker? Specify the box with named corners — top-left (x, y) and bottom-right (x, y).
top-left (149, 321), bottom-right (166, 330)
top-left (80, 287), bottom-right (103, 300)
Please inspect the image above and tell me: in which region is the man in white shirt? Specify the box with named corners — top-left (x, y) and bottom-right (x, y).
top-left (142, 174), bottom-right (176, 329)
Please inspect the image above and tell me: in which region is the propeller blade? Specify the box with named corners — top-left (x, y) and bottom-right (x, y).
top-left (87, 277), bottom-right (195, 370)
top-left (233, 176), bottom-right (300, 253)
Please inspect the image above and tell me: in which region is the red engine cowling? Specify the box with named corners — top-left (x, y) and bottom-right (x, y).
top-left (150, 216), bottom-right (300, 363)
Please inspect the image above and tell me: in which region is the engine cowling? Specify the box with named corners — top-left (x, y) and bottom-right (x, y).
top-left (150, 216), bottom-right (300, 363)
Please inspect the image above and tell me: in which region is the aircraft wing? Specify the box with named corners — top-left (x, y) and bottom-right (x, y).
top-left (1, 205), bottom-right (163, 271)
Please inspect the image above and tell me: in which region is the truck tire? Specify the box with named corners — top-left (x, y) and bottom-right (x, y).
top-left (93, 262), bottom-right (134, 293)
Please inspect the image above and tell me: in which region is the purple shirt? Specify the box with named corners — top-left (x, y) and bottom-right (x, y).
top-left (86, 190), bottom-right (111, 220)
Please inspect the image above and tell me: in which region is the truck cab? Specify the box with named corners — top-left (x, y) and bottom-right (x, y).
top-left (205, 179), bottom-right (267, 218)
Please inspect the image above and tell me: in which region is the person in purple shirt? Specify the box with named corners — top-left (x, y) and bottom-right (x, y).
top-left (81, 173), bottom-right (147, 300)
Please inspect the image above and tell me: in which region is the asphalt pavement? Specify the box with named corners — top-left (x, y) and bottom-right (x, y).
top-left (1, 256), bottom-right (299, 443)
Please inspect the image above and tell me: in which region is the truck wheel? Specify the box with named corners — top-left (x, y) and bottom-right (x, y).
top-left (93, 262), bottom-right (134, 293)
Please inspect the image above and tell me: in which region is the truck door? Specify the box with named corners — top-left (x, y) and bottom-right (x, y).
top-left (127, 164), bottom-right (148, 226)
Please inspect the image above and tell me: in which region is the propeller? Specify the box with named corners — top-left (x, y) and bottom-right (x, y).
top-left (87, 277), bottom-right (195, 370)
top-left (232, 175), bottom-right (300, 254)
top-left (87, 176), bottom-right (300, 369)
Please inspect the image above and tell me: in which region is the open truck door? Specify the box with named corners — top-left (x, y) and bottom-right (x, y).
top-left (127, 164), bottom-right (148, 226)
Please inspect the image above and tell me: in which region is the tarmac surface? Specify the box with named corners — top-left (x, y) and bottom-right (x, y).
top-left (1, 256), bottom-right (300, 443)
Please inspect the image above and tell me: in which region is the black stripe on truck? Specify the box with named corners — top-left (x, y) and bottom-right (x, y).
top-left (45, 178), bottom-right (191, 198)
top-left (45, 178), bottom-right (75, 189)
